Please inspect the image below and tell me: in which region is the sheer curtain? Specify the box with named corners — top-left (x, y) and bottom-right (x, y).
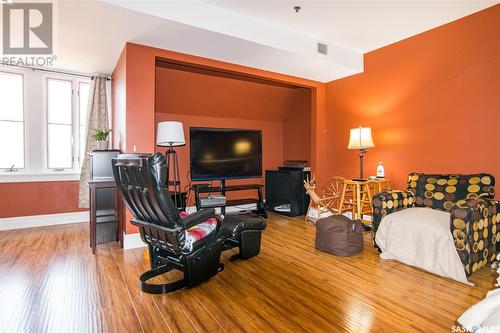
top-left (79, 75), bottom-right (109, 208)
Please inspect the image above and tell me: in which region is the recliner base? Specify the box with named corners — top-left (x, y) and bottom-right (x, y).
top-left (140, 264), bottom-right (186, 294)
top-left (143, 238), bottom-right (224, 294)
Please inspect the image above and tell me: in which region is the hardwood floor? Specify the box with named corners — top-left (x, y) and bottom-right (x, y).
top-left (0, 213), bottom-right (496, 333)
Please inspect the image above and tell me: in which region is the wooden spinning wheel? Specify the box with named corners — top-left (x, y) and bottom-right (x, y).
top-left (304, 176), bottom-right (346, 223)
top-left (322, 176), bottom-right (346, 213)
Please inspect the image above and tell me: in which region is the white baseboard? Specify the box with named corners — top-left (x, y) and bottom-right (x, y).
top-left (0, 211), bottom-right (89, 231)
top-left (122, 203), bottom-right (258, 250)
top-left (123, 232), bottom-right (145, 250)
top-left (307, 208), bottom-right (372, 221)
top-left (307, 207), bottom-right (332, 220)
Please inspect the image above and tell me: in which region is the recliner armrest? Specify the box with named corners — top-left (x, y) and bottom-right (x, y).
top-left (180, 208), bottom-right (217, 229)
top-left (451, 198), bottom-right (499, 276)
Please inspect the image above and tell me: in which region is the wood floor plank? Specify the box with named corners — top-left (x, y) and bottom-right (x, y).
top-left (110, 248), bottom-right (172, 333)
top-left (0, 214), bottom-right (496, 332)
top-left (94, 245), bottom-right (144, 333)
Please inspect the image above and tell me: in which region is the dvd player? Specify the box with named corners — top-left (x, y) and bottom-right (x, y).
top-left (200, 195), bottom-right (226, 206)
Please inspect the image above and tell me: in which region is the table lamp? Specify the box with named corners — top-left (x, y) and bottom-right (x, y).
top-left (157, 121), bottom-right (185, 207)
top-left (348, 126), bottom-right (375, 180)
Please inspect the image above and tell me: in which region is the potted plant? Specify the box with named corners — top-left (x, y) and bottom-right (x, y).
top-left (92, 128), bottom-right (112, 150)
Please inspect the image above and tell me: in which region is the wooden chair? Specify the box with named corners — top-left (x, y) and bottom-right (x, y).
top-left (304, 177), bottom-right (344, 223)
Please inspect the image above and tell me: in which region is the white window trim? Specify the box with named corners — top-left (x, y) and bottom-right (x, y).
top-left (0, 66), bottom-right (90, 183)
top-left (77, 81), bottom-right (91, 169)
top-left (0, 68), bottom-right (27, 171)
top-left (0, 171), bottom-right (81, 183)
top-left (45, 76), bottom-right (76, 170)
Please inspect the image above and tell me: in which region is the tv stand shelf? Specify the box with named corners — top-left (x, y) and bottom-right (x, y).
top-left (197, 198), bottom-right (259, 209)
top-left (191, 182), bottom-right (267, 217)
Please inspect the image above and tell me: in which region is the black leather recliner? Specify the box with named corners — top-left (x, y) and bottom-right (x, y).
top-left (112, 153), bottom-right (266, 294)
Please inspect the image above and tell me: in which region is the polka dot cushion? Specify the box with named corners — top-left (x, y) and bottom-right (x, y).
top-left (407, 173), bottom-right (495, 212)
top-left (451, 198), bottom-right (499, 275)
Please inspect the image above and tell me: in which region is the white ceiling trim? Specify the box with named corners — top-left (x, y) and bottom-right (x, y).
top-left (103, 0), bottom-right (364, 82)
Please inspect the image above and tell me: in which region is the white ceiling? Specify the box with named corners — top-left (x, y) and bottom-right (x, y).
top-left (206, 0), bottom-right (498, 53)
top-left (1, 0), bottom-right (496, 82)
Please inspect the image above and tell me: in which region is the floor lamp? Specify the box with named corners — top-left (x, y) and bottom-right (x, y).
top-left (348, 126), bottom-right (375, 180)
top-left (157, 121), bottom-right (185, 208)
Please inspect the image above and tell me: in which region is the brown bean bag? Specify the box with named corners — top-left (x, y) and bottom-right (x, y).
top-left (315, 215), bottom-right (363, 256)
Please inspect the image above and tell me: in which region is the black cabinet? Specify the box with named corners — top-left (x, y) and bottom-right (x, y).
top-left (265, 169), bottom-right (310, 217)
top-left (89, 150), bottom-right (122, 253)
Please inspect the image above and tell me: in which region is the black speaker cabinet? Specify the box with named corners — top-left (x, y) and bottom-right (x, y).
top-left (265, 169), bottom-right (310, 217)
top-left (89, 150), bottom-right (121, 247)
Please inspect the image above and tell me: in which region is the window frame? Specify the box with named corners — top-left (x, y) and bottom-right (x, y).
top-left (0, 69), bottom-right (27, 170)
top-left (45, 76), bottom-right (75, 170)
top-left (0, 66), bottom-right (93, 182)
top-left (43, 74), bottom-right (91, 172)
top-left (78, 81), bottom-right (91, 169)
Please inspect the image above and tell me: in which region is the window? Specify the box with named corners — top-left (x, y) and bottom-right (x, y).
top-left (0, 71), bottom-right (24, 169)
top-left (45, 77), bottom-right (90, 170)
top-left (0, 66), bottom-right (92, 180)
top-left (47, 79), bottom-right (73, 169)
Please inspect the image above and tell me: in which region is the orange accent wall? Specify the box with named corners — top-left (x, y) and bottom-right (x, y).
top-left (155, 66), bottom-right (304, 122)
top-left (325, 6), bottom-right (500, 191)
top-left (114, 43), bottom-right (326, 233)
top-left (0, 181), bottom-right (85, 218)
top-left (284, 88), bottom-right (311, 161)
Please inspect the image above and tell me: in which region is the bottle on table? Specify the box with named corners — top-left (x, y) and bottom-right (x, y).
top-left (376, 162), bottom-right (385, 178)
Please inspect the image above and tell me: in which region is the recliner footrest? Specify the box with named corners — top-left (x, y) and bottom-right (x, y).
top-left (220, 214), bottom-right (266, 239)
top-left (220, 214), bottom-right (266, 260)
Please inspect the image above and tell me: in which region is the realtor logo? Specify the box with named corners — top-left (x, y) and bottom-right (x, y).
top-left (2, 3), bottom-right (53, 54)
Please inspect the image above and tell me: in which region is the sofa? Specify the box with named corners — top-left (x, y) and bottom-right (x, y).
top-left (373, 173), bottom-right (499, 276)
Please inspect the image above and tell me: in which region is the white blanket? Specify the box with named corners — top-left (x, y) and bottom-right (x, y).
top-left (375, 207), bottom-right (471, 285)
top-left (458, 256), bottom-right (500, 332)
top-left (458, 288), bottom-right (500, 333)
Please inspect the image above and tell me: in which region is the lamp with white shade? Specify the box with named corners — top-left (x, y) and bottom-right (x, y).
top-left (347, 126), bottom-right (375, 180)
top-left (156, 121), bottom-right (186, 207)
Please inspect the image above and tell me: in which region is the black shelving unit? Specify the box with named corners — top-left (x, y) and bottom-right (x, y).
top-left (265, 169), bottom-right (310, 217)
top-left (89, 150), bottom-right (122, 254)
top-left (192, 181), bottom-right (267, 217)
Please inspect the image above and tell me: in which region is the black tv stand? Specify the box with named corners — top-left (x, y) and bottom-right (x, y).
top-left (192, 180), bottom-right (267, 218)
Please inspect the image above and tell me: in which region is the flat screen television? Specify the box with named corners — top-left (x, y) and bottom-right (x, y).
top-left (190, 127), bottom-right (262, 181)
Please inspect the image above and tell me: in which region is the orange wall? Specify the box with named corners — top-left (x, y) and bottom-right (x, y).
top-left (325, 6), bottom-right (500, 191)
top-left (284, 88), bottom-right (312, 162)
top-left (0, 181), bottom-right (85, 218)
top-left (116, 43), bottom-right (326, 233)
top-left (156, 66), bottom-right (302, 122)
